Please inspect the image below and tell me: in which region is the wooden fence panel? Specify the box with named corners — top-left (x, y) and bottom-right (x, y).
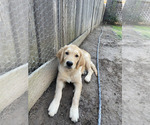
top-left (92, 0), bottom-right (104, 30)
top-left (0, 0), bottom-right (104, 75)
top-left (87, 0), bottom-right (95, 29)
top-left (0, 0), bottom-right (105, 112)
top-left (0, 0), bottom-right (29, 114)
top-left (0, 0), bottom-right (17, 75)
top-left (28, 0), bottom-right (39, 73)
top-left (0, 0), bottom-right (28, 75)
top-left (9, 0), bottom-right (28, 65)
top-left (66, 0), bottom-right (76, 44)
top-left (33, 0), bottom-right (58, 65)
top-left (28, 0), bottom-right (104, 73)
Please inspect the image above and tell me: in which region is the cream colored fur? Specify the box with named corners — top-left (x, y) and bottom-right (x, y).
top-left (48, 44), bottom-right (97, 122)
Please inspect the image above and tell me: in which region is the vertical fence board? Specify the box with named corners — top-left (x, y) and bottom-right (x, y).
top-left (71, 0), bottom-right (76, 42)
top-left (57, 0), bottom-right (64, 49)
top-left (0, 0), bottom-right (18, 75)
top-left (9, 0), bottom-right (28, 65)
top-left (75, 0), bottom-right (83, 37)
top-left (62, 0), bottom-right (68, 45)
top-left (88, 0), bottom-right (95, 30)
top-left (53, 0), bottom-right (59, 53)
top-left (81, 0), bottom-right (87, 33)
top-left (95, 0), bottom-right (101, 26)
top-left (66, 0), bottom-right (76, 44)
top-left (91, 0), bottom-right (104, 30)
top-left (34, 0), bottom-right (58, 64)
top-left (28, 0), bottom-right (39, 73)
top-left (98, 0), bottom-right (104, 25)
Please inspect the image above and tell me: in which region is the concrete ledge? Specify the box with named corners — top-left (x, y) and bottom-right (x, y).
top-left (28, 28), bottom-right (91, 110)
top-left (28, 58), bottom-right (58, 110)
top-left (0, 64), bottom-right (28, 112)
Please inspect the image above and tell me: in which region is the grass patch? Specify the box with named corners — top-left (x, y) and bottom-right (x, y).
top-left (112, 26), bottom-right (122, 39)
top-left (134, 26), bottom-right (150, 39)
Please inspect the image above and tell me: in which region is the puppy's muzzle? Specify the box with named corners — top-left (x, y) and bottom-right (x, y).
top-left (66, 61), bottom-right (73, 68)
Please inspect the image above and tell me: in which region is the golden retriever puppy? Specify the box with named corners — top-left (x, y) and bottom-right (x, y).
top-left (48, 44), bottom-right (97, 122)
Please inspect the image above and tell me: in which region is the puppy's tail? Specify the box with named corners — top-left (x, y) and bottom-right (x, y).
top-left (91, 61), bottom-right (97, 76)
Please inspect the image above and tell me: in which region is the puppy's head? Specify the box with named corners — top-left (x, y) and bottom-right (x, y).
top-left (56, 44), bottom-right (84, 70)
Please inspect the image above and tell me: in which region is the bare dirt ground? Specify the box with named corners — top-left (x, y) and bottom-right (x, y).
top-left (100, 26), bottom-right (122, 125)
top-left (0, 92), bottom-right (28, 125)
top-left (3, 25), bottom-right (149, 125)
top-left (0, 26), bottom-right (149, 125)
top-left (122, 26), bottom-right (150, 125)
top-left (29, 26), bottom-right (122, 125)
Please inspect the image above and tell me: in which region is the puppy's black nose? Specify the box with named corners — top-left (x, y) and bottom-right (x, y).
top-left (66, 61), bottom-right (73, 67)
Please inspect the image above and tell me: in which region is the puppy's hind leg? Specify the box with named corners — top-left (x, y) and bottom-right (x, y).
top-left (91, 61), bottom-right (97, 76)
top-left (48, 79), bottom-right (65, 116)
top-left (84, 61), bottom-right (93, 83)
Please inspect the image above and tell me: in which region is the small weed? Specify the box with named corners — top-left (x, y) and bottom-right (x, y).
top-left (112, 26), bottom-right (122, 39)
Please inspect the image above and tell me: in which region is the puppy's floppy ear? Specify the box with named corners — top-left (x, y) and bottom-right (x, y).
top-left (76, 51), bottom-right (85, 69)
top-left (56, 47), bottom-right (64, 63)
top-left (56, 45), bottom-right (67, 63)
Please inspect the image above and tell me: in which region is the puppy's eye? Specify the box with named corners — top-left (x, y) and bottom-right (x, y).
top-left (75, 54), bottom-right (79, 57)
top-left (65, 52), bottom-right (69, 55)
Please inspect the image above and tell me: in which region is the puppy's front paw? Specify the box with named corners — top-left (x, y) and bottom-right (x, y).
top-left (85, 75), bottom-right (91, 82)
top-left (70, 106), bottom-right (79, 122)
top-left (48, 100), bottom-right (59, 117)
